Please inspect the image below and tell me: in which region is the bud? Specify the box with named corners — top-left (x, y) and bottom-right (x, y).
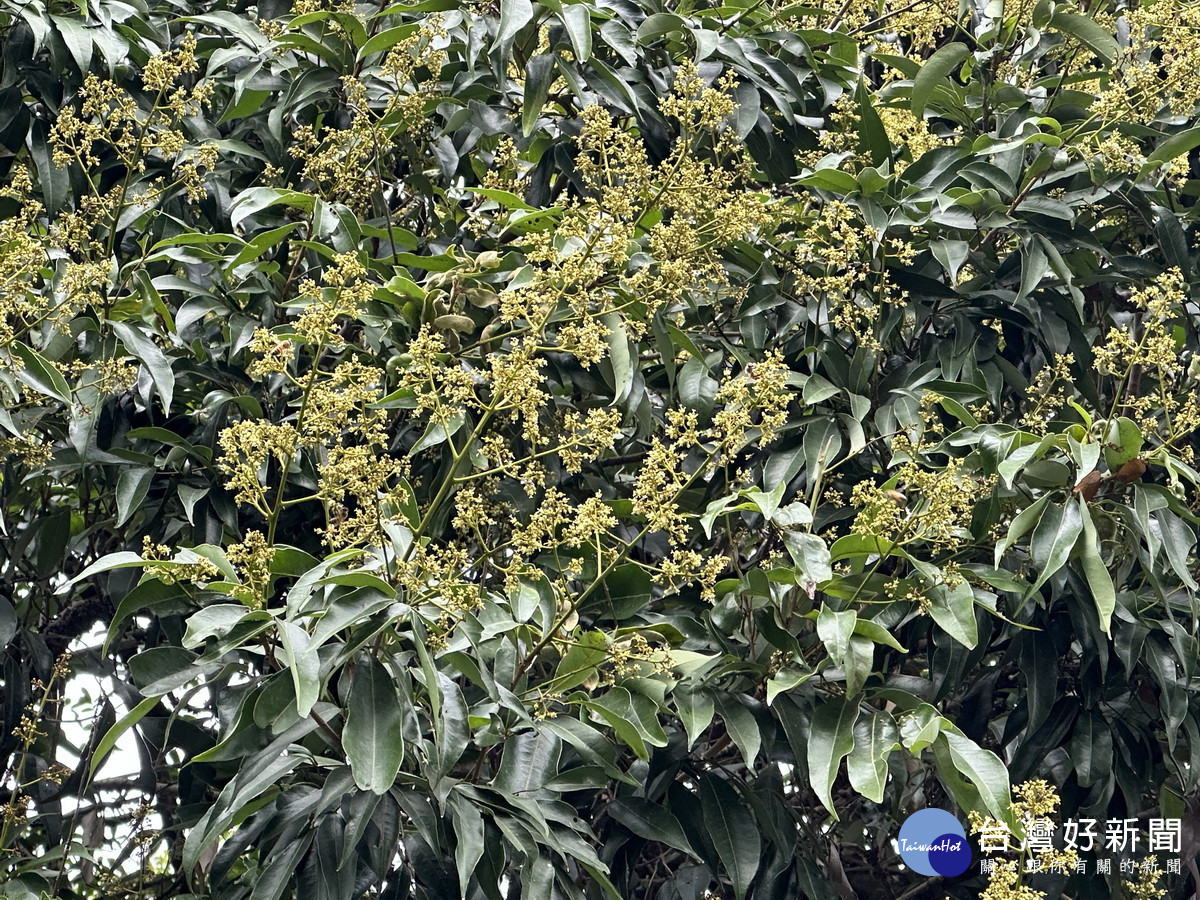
top-left (476, 251), bottom-right (501, 269)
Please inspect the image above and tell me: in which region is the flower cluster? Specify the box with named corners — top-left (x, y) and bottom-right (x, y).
top-left (227, 530), bottom-right (275, 608)
top-left (1093, 271), bottom-right (1200, 451)
top-left (1021, 353), bottom-right (1076, 433)
top-left (1094, 1), bottom-right (1200, 124)
top-left (713, 350), bottom-right (791, 458)
top-left (287, 20), bottom-right (444, 210)
top-left (778, 201), bottom-right (911, 350)
top-left (849, 434), bottom-right (986, 548)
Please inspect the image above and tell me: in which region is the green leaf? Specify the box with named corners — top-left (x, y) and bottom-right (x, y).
top-left (900, 703), bottom-right (945, 754)
top-left (674, 688), bottom-right (714, 749)
top-left (935, 730), bottom-right (1015, 830)
top-left (1157, 509), bottom-right (1199, 590)
top-left (1050, 10), bottom-right (1118, 62)
top-left (927, 578), bottom-right (979, 649)
top-left (1068, 712), bottom-right (1112, 788)
top-left (183, 604), bottom-right (250, 649)
top-left (411, 410), bottom-right (465, 455)
top-left (846, 708), bottom-right (897, 803)
top-left (796, 168), bottom-right (859, 193)
top-left (830, 533), bottom-right (895, 561)
top-left (784, 533), bottom-right (832, 590)
top-left (0, 598), bottom-right (16, 648)
top-left (994, 492), bottom-right (1051, 565)
top-left (11, 341), bottom-right (71, 403)
top-left (497, 0), bottom-right (533, 44)
top-left (1102, 416), bottom-right (1142, 469)
top-left (560, 3), bottom-right (591, 60)
top-left (343, 657), bottom-right (406, 794)
top-left (1076, 497), bottom-right (1115, 636)
top-left (1028, 498), bottom-right (1083, 594)
top-left (357, 22), bottom-right (420, 58)
top-left (608, 798), bottom-right (700, 859)
top-left (854, 78), bottom-right (891, 167)
top-left (853, 618), bottom-right (906, 652)
top-left (636, 12), bottom-right (687, 43)
top-left (600, 312), bottom-right (633, 404)
top-left (229, 186), bottom-right (314, 232)
top-left (766, 668), bottom-right (811, 705)
top-left (1147, 126), bottom-right (1200, 166)
top-left (224, 222), bottom-right (303, 274)
top-left (115, 467), bottom-right (153, 528)
top-left (807, 695), bottom-right (858, 818)
top-left (522, 53), bottom-right (556, 137)
top-left (713, 694), bottom-right (761, 768)
top-left (89, 696), bottom-right (159, 778)
top-left (551, 631), bottom-right (608, 691)
top-left (51, 15), bottom-right (93, 73)
top-left (588, 687), bottom-right (666, 759)
top-left (112, 321), bottom-right (175, 414)
top-left (593, 563), bottom-right (651, 619)
top-left (910, 42), bottom-right (969, 117)
top-left (65, 551), bottom-right (148, 587)
top-left (448, 792), bottom-right (485, 896)
top-left (817, 607), bottom-right (855, 663)
top-left (493, 728), bottom-right (561, 794)
top-left (699, 777), bottom-right (760, 900)
top-left (434, 672), bottom-right (470, 778)
top-left (278, 621), bottom-right (320, 718)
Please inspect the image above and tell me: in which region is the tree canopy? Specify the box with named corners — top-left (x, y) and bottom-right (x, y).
top-left (2, 0), bottom-right (1200, 897)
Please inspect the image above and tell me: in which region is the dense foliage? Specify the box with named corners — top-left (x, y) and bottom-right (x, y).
top-left (3, 0), bottom-right (1200, 897)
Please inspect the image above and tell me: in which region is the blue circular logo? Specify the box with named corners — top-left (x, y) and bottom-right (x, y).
top-left (898, 809), bottom-right (971, 877)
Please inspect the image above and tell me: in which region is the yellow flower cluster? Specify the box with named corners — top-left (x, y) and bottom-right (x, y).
top-left (288, 20), bottom-right (444, 210)
top-left (658, 60), bottom-right (737, 132)
top-left (633, 437), bottom-right (693, 543)
top-left (451, 485), bottom-right (496, 534)
top-left (510, 489), bottom-right (620, 557)
top-left (634, 357), bottom-right (793, 544)
top-left (227, 530), bottom-right (274, 608)
top-left (849, 435), bottom-right (985, 547)
top-left (217, 421), bottom-right (300, 514)
top-left (493, 59), bottom-right (770, 378)
top-left (1095, 0), bottom-right (1200, 123)
top-left (0, 170), bottom-right (48, 356)
top-left (292, 252), bottom-right (375, 346)
top-left (247, 330), bottom-right (294, 378)
top-left (656, 549), bottom-right (727, 602)
top-left (1127, 865), bottom-right (1168, 899)
top-left (713, 349), bottom-right (791, 458)
top-left (780, 201), bottom-right (911, 350)
top-left (317, 444), bottom-right (406, 550)
top-left (558, 408), bottom-right (623, 473)
top-left (0, 435), bottom-right (53, 468)
top-left (1011, 778), bottom-right (1060, 818)
top-left (52, 42), bottom-right (214, 183)
top-left (1094, 270), bottom-right (1200, 449)
top-left (876, 106), bottom-right (950, 169)
top-left (970, 781), bottom-right (1081, 900)
top-left (1021, 353), bottom-right (1076, 433)
top-left (606, 633), bottom-right (673, 680)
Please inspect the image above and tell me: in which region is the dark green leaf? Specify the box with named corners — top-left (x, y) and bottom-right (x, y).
top-left (344, 657), bottom-right (406, 794)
